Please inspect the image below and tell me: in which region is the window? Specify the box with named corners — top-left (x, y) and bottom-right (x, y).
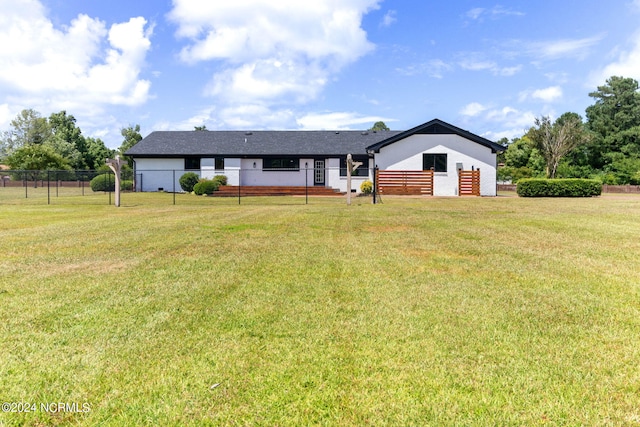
top-left (215, 158), bottom-right (224, 170)
top-left (185, 157), bottom-right (201, 170)
top-left (201, 158), bottom-right (225, 169)
top-left (263, 157), bottom-right (299, 171)
top-left (340, 155), bottom-right (369, 177)
top-left (423, 153), bottom-right (447, 172)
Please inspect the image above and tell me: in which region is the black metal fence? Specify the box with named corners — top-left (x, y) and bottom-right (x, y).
top-left (0, 168), bottom-right (376, 206)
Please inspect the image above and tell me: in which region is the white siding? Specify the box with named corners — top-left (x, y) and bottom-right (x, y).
top-left (374, 134), bottom-right (497, 196)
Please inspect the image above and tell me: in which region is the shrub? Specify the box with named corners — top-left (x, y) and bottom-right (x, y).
top-left (517, 178), bottom-right (602, 197)
top-left (179, 172), bottom-right (200, 192)
top-left (193, 179), bottom-right (220, 195)
top-left (213, 175), bottom-right (228, 186)
top-left (90, 174), bottom-right (134, 192)
top-left (90, 174), bottom-right (115, 192)
top-left (360, 180), bottom-right (373, 194)
top-left (120, 180), bottom-right (134, 191)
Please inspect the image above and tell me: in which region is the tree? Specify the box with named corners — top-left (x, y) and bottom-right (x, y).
top-left (194, 125), bottom-right (208, 131)
top-left (498, 135), bottom-right (545, 182)
top-left (586, 76), bottom-right (640, 170)
top-left (85, 137), bottom-right (115, 170)
top-left (369, 121), bottom-right (390, 132)
top-left (44, 136), bottom-right (83, 169)
top-left (119, 124), bottom-right (142, 167)
top-left (5, 144), bottom-right (71, 183)
top-left (528, 114), bottom-right (591, 179)
top-left (1, 109), bottom-right (51, 159)
top-left (48, 111), bottom-right (88, 169)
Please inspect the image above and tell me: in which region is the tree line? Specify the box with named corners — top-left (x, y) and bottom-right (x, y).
top-left (499, 76), bottom-right (640, 184)
top-left (0, 109), bottom-right (142, 172)
top-left (2, 76), bottom-right (638, 183)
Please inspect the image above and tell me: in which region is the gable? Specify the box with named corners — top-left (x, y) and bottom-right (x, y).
top-left (366, 118), bottom-right (505, 154)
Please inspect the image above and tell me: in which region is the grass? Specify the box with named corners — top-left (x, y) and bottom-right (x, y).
top-left (1, 192), bottom-right (640, 426)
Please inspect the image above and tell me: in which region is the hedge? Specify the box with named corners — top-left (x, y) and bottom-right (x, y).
top-left (516, 178), bottom-right (602, 197)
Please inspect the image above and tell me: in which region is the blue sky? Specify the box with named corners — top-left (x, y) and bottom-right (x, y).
top-left (1, 0), bottom-right (640, 148)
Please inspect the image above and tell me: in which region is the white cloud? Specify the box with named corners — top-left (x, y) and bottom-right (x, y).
top-left (466, 8), bottom-right (485, 20)
top-left (519, 86), bottom-right (563, 103)
top-left (462, 105), bottom-right (538, 141)
top-left (460, 102), bottom-right (488, 117)
top-left (458, 59), bottom-right (497, 72)
top-left (381, 10), bottom-right (397, 27)
top-left (522, 35), bottom-right (604, 61)
top-left (0, 103), bottom-right (12, 130)
top-left (155, 107), bottom-right (391, 132)
top-left (499, 65), bottom-right (522, 76)
top-left (220, 105), bottom-right (296, 129)
top-left (458, 58), bottom-right (521, 76)
top-left (205, 59), bottom-right (327, 104)
top-left (168, 0), bottom-right (379, 106)
top-left (591, 31), bottom-right (640, 85)
top-left (0, 1), bottom-right (153, 113)
top-left (465, 6), bottom-right (524, 22)
top-left (396, 59), bottom-right (452, 78)
top-left (297, 112), bottom-right (392, 130)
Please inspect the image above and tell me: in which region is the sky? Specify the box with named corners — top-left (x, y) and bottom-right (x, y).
top-left (1, 0), bottom-right (640, 149)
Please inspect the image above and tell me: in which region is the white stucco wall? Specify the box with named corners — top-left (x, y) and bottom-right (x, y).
top-left (135, 158), bottom-right (241, 191)
top-left (239, 158), bottom-right (315, 186)
top-left (327, 157), bottom-right (373, 193)
top-left (374, 134), bottom-right (497, 196)
top-left (134, 158), bottom-right (186, 192)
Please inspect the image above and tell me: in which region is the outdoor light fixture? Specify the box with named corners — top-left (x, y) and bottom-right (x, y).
top-left (253, 162), bottom-right (256, 168)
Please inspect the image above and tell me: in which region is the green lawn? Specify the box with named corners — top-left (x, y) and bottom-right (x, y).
top-left (1, 193), bottom-right (639, 426)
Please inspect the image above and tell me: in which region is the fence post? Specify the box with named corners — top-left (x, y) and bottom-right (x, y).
top-left (373, 166), bottom-right (378, 204)
top-left (47, 170), bottom-right (50, 205)
top-left (173, 170), bottom-right (176, 205)
top-left (24, 171), bottom-right (27, 199)
top-left (106, 173), bottom-right (111, 205)
top-left (305, 164), bottom-right (308, 205)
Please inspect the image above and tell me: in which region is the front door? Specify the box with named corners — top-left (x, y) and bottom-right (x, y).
top-left (314, 160), bottom-right (325, 186)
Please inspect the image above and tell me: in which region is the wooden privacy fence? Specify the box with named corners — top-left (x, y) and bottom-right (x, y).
top-left (458, 169), bottom-right (480, 196)
top-left (375, 170), bottom-right (434, 195)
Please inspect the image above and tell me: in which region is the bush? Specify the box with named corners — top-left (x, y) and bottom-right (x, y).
top-left (90, 174), bottom-right (134, 192)
top-left (213, 175), bottom-right (228, 186)
top-left (120, 180), bottom-right (133, 191)
top-left (517, 178), bottom-right (602, 197)
top-left (193, 179), bottom-right (220, 195)
top-left (179, 172), bottom-right (200, 192)
top-left (360, 180), bottom-right (373, 194)
top-left (90, 174), bottom-right (115, 192)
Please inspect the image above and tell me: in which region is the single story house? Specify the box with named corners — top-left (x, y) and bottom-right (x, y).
top-left (125, 118), bottom-right (505, 196)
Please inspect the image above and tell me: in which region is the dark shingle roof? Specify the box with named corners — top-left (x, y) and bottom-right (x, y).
top-left (125, 119), bottom-right (504, 158)
top-left (125, 130), bottom-right (402, 158)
